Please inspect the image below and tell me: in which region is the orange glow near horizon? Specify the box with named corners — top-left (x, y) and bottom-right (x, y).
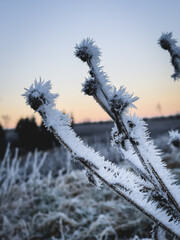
top-left (3, 109), bottom-right (180, 129)
top-left (1, 1), bottom-right (180, 129)
top-left (1, 74), bottom-right (180, 129)
top-left (2, 94), bottom-right (180, 129)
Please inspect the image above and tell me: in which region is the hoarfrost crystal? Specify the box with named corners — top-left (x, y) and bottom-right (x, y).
top-left (23, 79), bottom-right (59, 111)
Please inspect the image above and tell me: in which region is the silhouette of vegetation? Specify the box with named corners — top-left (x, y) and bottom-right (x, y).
top-left (0, 124), bottom-right (6, 158)
top-left (39, 122), bottom-right (60, 150)
top-left (15, 117), bottom-right (60, 153)
top-left (15, 117), bottom-right (40, 152)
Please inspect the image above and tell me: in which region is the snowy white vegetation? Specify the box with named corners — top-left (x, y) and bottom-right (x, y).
top-left (23, 38), bottom-right (180, 239)
top-left (159, 32), bottom-right (180, 80)
top-left (0, 146), bottom-right (153, 240)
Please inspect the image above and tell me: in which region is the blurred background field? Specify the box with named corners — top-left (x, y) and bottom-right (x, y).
top-left (0, 115), bottom-right (179, 239)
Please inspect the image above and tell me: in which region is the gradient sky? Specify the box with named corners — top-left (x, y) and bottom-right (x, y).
top-left (0, 0), bottom-right (180, 128)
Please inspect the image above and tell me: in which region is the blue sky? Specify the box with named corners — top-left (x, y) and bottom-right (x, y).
top-left (0, 0), bottom-right (180, 127)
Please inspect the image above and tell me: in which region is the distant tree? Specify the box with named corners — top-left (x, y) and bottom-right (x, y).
top-left (156, 103), bottom-right (163, 116)
top-left (15, 117), bottom-right (40, 151)
top-left (0, 124), bottom-right (6, 158)
top-left (39, 122), bottom-right (60, 150)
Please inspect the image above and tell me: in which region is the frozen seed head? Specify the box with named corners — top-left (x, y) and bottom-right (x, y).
top-left (82, 78), bottom-right (97, 95)
top-left (169, 130), bottom-right (180, 148)
top-left (159, 32), bottom-right (180, 80)
top-left (110, 95), bottom-right (128, 113)
top-left (75, 38), bottom-right (101, 63)
top-left (110, 89), bottom-right (138, 114)
top-left (111, 127), bottom-right (128, 149)
top-left (23, 79), bottom-right (59, 111)
top-left (128, 120), bottom-right (136, 129)
top-left (158, 32), bottom-right (177, 51)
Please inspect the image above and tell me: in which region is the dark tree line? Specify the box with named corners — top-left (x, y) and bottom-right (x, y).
top-left (0, 124), bottom-right (6, 158)
top-left (0, 116), bottom-right (70, 158)
top-left (15, 117), bottom-right (60, 153)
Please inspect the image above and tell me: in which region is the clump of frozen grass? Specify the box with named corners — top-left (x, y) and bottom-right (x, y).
top-left (0, 145), bottom-right (47, 239)
top-left (0, 148), bottom-right (151, 240)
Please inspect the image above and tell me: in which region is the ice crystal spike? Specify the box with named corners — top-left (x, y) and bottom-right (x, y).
top-left (75, 38), bottom-right (101, 63)
top-left (23, 79), bottom-right (59, 111)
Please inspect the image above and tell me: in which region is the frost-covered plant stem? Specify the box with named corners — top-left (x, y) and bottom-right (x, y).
top-left (86, 55), bottom-right (153, 184)
top-left (74, 39), bottom-right (180, 238)
top-left (85, 50), bottom-right (158, 182)
top-left (159, 32), bottom-right (180, 80)
top-left (75, 39), bottom-right (180, 216)
top-left (24, 80), bottom-right (180, 239)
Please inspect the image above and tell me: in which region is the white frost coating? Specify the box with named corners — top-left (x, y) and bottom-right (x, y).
top-left (74, 38), bottom-right (101, 65)
top-left (23, 79), bottom-right (59, 109)
top-left (111, 125), bottom-right (146, 175)
top-left (123, 114), bottom-right (150, 144)
top-left (24, 34), bottom-right (180, 237)
top-left (93, 64), bottom-right (116, 99)
top-left (39, 112), bottom-right (180, 235)
top-left (23, 78), bottom-right (180, 237)
top-left (126, 190), bottom-right (180, 237)
top-left (43, 105), bottom-right (148, 192)
top-left (91, 62), bottom-right (139, 114)
top-left (75, 38), bottom-right (138, 114)
top-left (114, 86), bottom-right (139, 110)
top-left (95, 87), bottom-right (112, 116)
top-left (90, 45), bottom-right (180, 210)
top-left (74, 38), bottom-right (180, 237)
top-left (157, 227), bottom-right (167, 240)
top-left (121, 147), bottom-right (146, 174)
top-left (23, 79), bottom-right (151, 192)
top-left (137, 137), bottom-right (180, 206)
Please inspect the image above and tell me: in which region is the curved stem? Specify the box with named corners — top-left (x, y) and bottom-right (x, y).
top-left (38, 108), bottom-right (180, 238)
top-left (87, 59), bottom-right (180, 217)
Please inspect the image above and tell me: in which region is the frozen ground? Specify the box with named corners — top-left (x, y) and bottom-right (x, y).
top-left (0, 149), bottom-right (152, 240)
top-left (0, 118), bottom-right (180, 240)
